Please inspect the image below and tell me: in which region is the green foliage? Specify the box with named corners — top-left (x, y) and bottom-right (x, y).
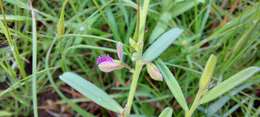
top-left (201, 67), bottom-right (260, 104)
top-left (60, 72), bottom-right (123, 113)
top-left (156, 59), bottom-right (189, 111)
top-left (143, 28), bottom-right (183, 61)
top-left (0, 0), bottom-right (259, 116)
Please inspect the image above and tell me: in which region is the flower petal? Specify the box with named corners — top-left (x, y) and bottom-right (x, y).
top-left (98, 61), bottom-right (124, 72)
top-left (96, 55), bottom-right (113, 65)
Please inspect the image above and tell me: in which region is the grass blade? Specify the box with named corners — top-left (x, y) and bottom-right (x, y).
top-left (143, 28), bottom-right (183, 61)
top-left (156, 60), bottom-right (189, 111)
top-left (60, 72), bottom-right (123, 113)
top-left (29, 1), bottom-right (38, 117)
top-left (200, 67), bottom-right (260, 104)
top-left (159, 107), bottom-right (173, 117)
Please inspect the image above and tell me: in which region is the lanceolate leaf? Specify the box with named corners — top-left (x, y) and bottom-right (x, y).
top-left (143, 28), bottom-right (183, 62)
top-left (156, 60), bottom-right (189, 111)
top-left (60, 72), bottom-right (123, 113)
top-left (159, 107), bottom-right (173, 117)
top-left (200, 67), bottom-right (260, 104)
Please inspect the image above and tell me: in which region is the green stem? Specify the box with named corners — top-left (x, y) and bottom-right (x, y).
top-left (30, 1), bottom-right (38, 117)
top-left (185, 89), bottom-right (205, 117)
top-left (122, 60), bottom-right (143, 116)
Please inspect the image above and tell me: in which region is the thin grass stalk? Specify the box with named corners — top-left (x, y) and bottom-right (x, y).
top-left (29, 1), bottom-right (38, 117)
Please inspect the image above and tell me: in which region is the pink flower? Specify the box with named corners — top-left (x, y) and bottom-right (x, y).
top-left (96, 55), bottom-right (114, 65)
top-left (96, 42), bottom-right (127, 72)
top-left (96, 55), bottom-right (123, 72)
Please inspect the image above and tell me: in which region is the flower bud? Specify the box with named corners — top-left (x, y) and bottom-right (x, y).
top-left (116, 42), bottom-right (123, 61)
top-left (147, 63), bottom-right (163, 81)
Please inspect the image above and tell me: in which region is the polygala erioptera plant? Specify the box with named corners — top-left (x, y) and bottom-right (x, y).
top-left (0, 0), bottom-right (259, 117)
top-left (59, 0), bottom-right (260, 117)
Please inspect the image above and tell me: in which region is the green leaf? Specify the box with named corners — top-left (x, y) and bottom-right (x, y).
top-left (187, 55), bottom-right (217, 116)
top-left (199, 55), bottom-right (217, 89)
top-left (143, 28), bottom-right (183, 61)
top-left (159, 107), bottom-right (173, 117)
top-left (200, 67), bottom-right (260, 104)
top-left (59, 72), bottom-right (123, 113)
top-left (156, 60), bottom-right (189, 111)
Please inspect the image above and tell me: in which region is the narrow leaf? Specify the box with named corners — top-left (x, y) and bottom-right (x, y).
top-left (199, 55), bottom-right (217, 88)
top-left (200, 67), bottom-right (260, 104)
top-left (59, 72), bottom-right (123, 113)
top-left (156, 60), bottom-right (189, 111)
top-left (143, 28), bottom-right (183, 61)
top-left (159, 107), bottom-right (173, 117)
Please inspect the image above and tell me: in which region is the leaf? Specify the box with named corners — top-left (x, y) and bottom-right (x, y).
top-left (199, 55), bottom-right (217, 88)
top-left (186, 55), bottom-right (217, 116)
top-left (143, 28), bottom-right (183, 62)
top-left (159, 107), bottom-right (173, 117)
top-left (156, 60), bottom-right (189, 111)
top-left (59, 72), bottom-right (123, 113)
top-left (200, 67), bottom-right (260, 104)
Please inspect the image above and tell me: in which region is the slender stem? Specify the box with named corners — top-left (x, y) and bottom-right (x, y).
top-left (30, 1), bottom-right (38, 117)
top-left (122, 60), bottom-right (143, 116)
top-left (121, 1), bottom-right (150, 116)
top-left (185, 89), bottom-right (204, 117)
